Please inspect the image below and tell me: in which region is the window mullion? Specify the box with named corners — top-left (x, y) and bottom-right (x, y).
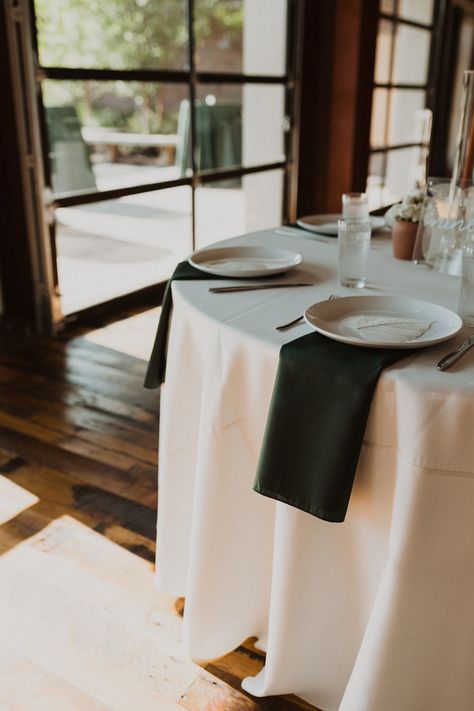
top-left (187, 0), bottom-right (197, 251)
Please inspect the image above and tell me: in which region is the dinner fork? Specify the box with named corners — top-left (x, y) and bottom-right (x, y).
top-left (276, 294), bottom-right (340, 331)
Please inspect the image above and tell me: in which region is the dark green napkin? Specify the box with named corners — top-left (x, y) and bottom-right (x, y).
top-left (144, 261), bottom-right (226, 388)
top-left (253, 332), bottom-right (413, 522)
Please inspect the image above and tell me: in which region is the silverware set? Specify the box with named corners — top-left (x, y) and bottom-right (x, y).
top-left (210, 282), bottom-right (340, 332)
top-left (210, 277), bottom-right (474, 369)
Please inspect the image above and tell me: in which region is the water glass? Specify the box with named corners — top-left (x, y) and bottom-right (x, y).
top-left (342, 192), bottom-right (369, 220)
top-left (459, 244), bottom-right (474, 326)
top-left (338, 218), bottom-right (371, 288)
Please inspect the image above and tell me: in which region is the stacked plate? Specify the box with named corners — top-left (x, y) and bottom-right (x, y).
top-left (297, 214), bottom-right (386, 236)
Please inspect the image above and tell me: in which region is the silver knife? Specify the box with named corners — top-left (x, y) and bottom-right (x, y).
top-left (209, 282), bottom-right (314, 293)
top-left (437, 334), bottom-right (474, 371)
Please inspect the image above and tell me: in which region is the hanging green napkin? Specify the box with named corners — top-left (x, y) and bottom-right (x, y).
top-left (144, 261), bottom-right (226, 388)
top-left (253, 332), bottom-right (413, 522)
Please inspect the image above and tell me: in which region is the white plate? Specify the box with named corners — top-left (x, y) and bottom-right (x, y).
top-left (297, 214), bottom-right (386, 236)
top-left (304, 296), bottom-right (462, 348)
top-left (189, 246), bottom-right (302, 278)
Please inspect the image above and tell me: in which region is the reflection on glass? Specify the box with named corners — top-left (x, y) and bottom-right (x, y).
top-left (195, 170), bottom-right (283, 248)
top-left (392, 25), bottom-right (431, 84)
top-left (374, 20), bottom-right (393, 84)
top-left (55, 188), bottom-right (192, 314)
top-left (398, 0), bottom-right (434, 25)
top-left (370, 89), bottom-right (389, 147)
top-left (194, 0), bottom-right (287, 76)
top-left (388, 89), bottom-right (426, 144)
top-left (34, 0), bottom-right (188, 70)
top-left (42, 80), bottom-right (187, 195)
top-left (192, 84), bottom-right (285, 172)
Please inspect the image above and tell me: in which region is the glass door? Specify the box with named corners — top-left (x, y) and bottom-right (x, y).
top-left (31, 0), bottom-right (298, 318)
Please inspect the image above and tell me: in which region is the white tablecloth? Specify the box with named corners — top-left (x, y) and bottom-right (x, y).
top-left (154, 228), bottom-right (474, 711)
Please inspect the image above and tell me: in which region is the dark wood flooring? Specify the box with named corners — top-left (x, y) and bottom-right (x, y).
top-left (0, 316), bottom-right (317, 711)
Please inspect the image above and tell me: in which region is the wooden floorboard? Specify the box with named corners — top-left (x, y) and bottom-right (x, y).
top-left (0, 317), bottom-right (319, 711)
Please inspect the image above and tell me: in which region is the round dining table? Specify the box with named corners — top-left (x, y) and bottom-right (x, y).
top-left (153, 226), bottom-right (474, 711)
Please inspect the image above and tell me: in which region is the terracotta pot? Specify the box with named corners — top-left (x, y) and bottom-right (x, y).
top-left (391, 220), bottom-right (418, 260)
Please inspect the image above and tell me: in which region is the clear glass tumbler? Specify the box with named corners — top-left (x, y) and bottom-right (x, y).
top-left (342, 192), bottom-right (369, 220)
top-left (459, 243), bottom-right (474, 326)
top-left (338, 218), bottom-right (371, 288)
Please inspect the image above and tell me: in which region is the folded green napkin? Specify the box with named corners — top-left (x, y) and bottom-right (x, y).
top-left (144, 261), bottom-right (226, 388)
top-left (253, 332), bottom-right (413, 522)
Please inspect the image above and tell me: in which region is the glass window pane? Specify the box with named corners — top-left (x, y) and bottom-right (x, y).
top-left (195, 170), bottom-right (283, 248)
top-left (55, 187), bottom-right (192, 314)
top-left (388, 89), bottom-right (426, 144)
top-left (34, 0), bottom-right (188, 70)
top-left (193, 84), bottom-right (285, 172)
top-left (194, 0), bottom-right (287, 76)
top-left (367, 147), bottom-right (428, 210)
top-left (398, 0), bottom-right (434, 25)
top-left (392, 25), bottom-right (431, 84)
top-left (371, 88), bottom-right (389, 147)
top-left (42, 80), bottom-right (187, 196)
top-left (380, 0), bottom-right (395, 13)
top-left (366, 152), bottom-right (388, 210)
top-left (374, 20), bottom-right (394, 84)
top-left (385, 147), bottom-right (420, 202)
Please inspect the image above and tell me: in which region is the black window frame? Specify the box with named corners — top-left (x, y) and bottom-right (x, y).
top-left (30, 0), bottom-right (301, 257)
top-left (368, 0), bottom-right (443, 202)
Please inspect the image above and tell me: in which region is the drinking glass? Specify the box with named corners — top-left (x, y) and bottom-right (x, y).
top-left (337, 218), bottom-right (371, 288)
top-left (412, 178), bottom-right (474, 274)
top-left (342, 192), bottom-right (369, 220)
top-left (459, 243), bottom-right (474, 326)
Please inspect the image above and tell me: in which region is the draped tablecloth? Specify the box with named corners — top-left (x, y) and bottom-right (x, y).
top-left (154, 228), bottom-right (474, 711)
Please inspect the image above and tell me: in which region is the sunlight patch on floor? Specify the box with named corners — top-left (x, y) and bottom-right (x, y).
top-left (84, 308), bottom-right (160, 361)
top-left (0, 652), bottom-right (111, 711)
top-left (0, 476), bottom-right (39, 525)
top-left (0, 516), bottom-right (200, 711)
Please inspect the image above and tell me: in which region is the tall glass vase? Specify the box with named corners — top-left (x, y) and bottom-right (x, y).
top-left (425, 71), bottom-right (474, 275)
top-left (451, 70), bottom-right (474, 192)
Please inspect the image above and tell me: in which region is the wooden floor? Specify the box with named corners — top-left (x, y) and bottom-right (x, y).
top-left (0, 311), bottom-right (318, 711)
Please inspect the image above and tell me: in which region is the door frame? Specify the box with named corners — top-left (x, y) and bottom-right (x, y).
top-left (1, 0), bottom-right (59, 334)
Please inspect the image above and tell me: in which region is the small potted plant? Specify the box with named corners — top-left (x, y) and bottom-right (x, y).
top-left (391, 193), bottom-right (424, 260)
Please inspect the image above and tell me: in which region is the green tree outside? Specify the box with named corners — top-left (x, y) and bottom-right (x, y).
top-left (35, 0), bottom-right (243, 135)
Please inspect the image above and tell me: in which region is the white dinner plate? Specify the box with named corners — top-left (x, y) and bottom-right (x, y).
top-left (297, 214), bottom-right (386, 236)
top-left (304, 296), bottom-right (462, 348)
top-left (189, 245), bottom-right (302, 278)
